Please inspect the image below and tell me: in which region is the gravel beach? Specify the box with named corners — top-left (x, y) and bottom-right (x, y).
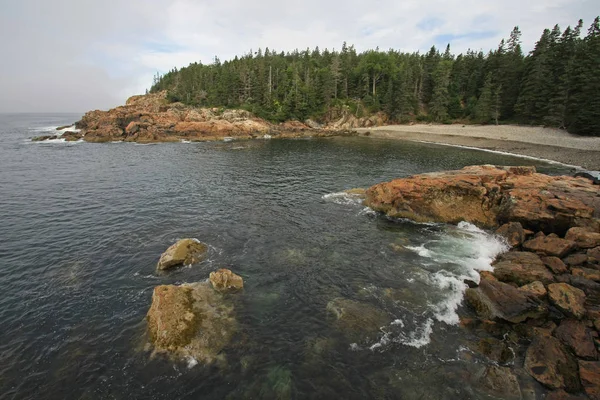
top-left (358, 124), bottom-right (600, 170)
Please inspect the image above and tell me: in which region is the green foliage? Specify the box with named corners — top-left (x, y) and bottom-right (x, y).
top-left (149, 17), bottom-right (600, 135)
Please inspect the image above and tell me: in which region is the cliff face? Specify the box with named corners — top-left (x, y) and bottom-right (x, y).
top-left (74, 92), bottom-right (356, 143)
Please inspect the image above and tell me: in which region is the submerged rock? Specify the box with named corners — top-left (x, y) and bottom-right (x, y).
top-left (364, 165), bottom-right (599, 235)
top-left (477, 365), bottom-right (522, 400)
top-left (326, 298), bottom-right (391, 342)
top-left (209, 268), bottom-right (244, 292)
top-left (145, 281), bottom-right (236, 364)
top-left (157, 238), bottom-right (207, 270)
top-left (524, 335), bottom-right (580, 392)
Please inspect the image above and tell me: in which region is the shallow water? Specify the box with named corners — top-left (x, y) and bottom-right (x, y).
top-left (0, 114), bottom-right (575, 399)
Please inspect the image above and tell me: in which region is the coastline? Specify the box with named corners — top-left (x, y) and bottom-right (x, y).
top-left (357, 124), bottom-right (600, 171)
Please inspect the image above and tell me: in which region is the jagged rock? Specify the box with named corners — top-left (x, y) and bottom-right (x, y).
top-left (566, 227), bottom-right (600, 249)
top-left (364, 165), bottom-right (599, 234)
top-left (523, 236), bottom-right (577, 258)
top-left (543, 256), bottom-right (570, 274)
top-left (524, 335), bottom-right (580, 392)
top-left (547, 283), bottom-right (587, 319)
top-left (477, 365), bottom-right (522, 399)
top-left (555, 319), bottom-right (597, 360)
top-left (496, 222), bottom-right (526, 247)
top-left (62, 131), bottom-right (83, 141)
top-left (564, 254), bottom-right (589, 267)
top-left (578, 361), bottom-right (600, 399)
top-left (465, 278), bottom-right (547, 323)
top-left (146, 282), bottom-right (237, 364)
top-left (209, 269), bottom-right (244, 292)
top-left (493, 251), bottom-right (554, 285)
top-left (520, 281), bottom-right (547, 298)
top-left (572, 268), bottom-right (600, 282)
top-left (473, 337), bottom-right (514, 364)
top-left (157, 239), bottom-right (207, 270)
top-left (326, 298), bottom-right (391, 342)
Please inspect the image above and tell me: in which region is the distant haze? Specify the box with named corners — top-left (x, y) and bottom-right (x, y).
top-left (0, 0), bottom-right (596, 112)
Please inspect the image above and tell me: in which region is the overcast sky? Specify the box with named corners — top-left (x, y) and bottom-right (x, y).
top-left (0, 0), bottom-right (596, 113)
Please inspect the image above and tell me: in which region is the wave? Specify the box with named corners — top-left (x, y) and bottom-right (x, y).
top-left (322, 191), bottom-right (364, 206)
top-left (362, 221), bottom-right (508, 351)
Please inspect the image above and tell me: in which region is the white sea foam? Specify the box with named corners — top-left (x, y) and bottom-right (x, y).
top-left (362, 221), bottom-right (509, 351)
top-left (322, 192), bottom-right (364, 206)
top-left (399, 318), bottom-right (434, 348)
top-left (186, 356), bottom-right (198, 368)
top-left (180, 139), bottom-right (192, 143)
top-left (405, 244), bottom-right (432, 258)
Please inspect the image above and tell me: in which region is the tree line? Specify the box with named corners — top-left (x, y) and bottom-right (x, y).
top-left (150, 17), bottom-right (600, 136)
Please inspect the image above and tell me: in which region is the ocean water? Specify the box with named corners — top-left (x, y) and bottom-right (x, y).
top-left (0, 114), bottom-right (574, 399)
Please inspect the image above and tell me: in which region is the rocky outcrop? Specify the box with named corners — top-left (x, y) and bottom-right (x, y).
top-left (157, 239), bottom-right (207, 270)
top-left (364, 165), bottom-right (600, 235)
top-left (209, 269), bottom-right (244, 292)
top-left (62, 91), bottom-right (357, 143)
top-left (364, 166), bottom-right (600, 398)
top-left (146, 281), bottom-right (237, 365)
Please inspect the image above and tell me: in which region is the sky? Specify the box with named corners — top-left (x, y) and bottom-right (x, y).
top-left (0, 0), bottom-right (597, 113)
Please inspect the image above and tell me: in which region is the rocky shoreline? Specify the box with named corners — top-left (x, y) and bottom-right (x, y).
top-left (365, 165), bottom-right (600, 399)
top-left (32, 91), bottom-right (361, 143)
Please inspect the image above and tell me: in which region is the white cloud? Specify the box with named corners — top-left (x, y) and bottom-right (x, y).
top-left (0, 0), bottom-right (596, 112)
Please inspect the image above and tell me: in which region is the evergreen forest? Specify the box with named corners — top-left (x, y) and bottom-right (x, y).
top-left (150, 17), bottom-right (600, 136)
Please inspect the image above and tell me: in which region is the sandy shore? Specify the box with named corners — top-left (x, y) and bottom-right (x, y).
top-left (358, 124), bottom-right (600, 170)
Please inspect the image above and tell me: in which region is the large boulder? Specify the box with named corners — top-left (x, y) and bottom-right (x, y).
top-left (492, 251), bottom-right (554, 285)
top-left (548, 283), bottom-right (587, 319)
top-left (522, 236), bottom-right (577, 258)
top-left (565, 227), bottom-right (600, 249)
top-left (157, 239), bottom-right (207, 270)
top-left (554, 319), bottom-right (597, 360)
top-left (209, 269), bottom-right (244, 292)
top-left (465, 278), bottom-right (547, 323)
top-left (145, 282), bottom-right (237, 364)
top-left (524, 335), bottom-right (580, 392)
top-left (477, 365), bottom-right (522, 399)
top-left (364, 165), bottom-right (599, 235)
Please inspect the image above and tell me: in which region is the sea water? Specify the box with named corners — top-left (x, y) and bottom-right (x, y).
top-left (0, 113), bottom-right (574, 399)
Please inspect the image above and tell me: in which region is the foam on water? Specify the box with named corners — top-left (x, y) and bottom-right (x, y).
top-left (365, 221), bottom-right (509, 350)
top-left (322, 191), bottom-right (364, 206)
